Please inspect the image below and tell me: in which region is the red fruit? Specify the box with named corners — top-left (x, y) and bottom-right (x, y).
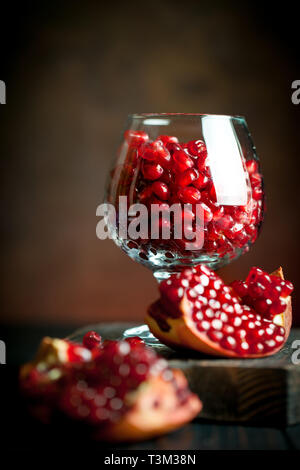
top-left (151, 181), bottom-right (170, 201)
top-left (177, 168), bottom-right (199, 187)
top-left (196, 156), bottom-right (209, 172)
top-left (246, 159), bottom-right (258, 174)
top-left (232, 266), bottom-right (294, 321)
top-left (124, 130), bottom-right (149, 148)
top-left (199, 202), bottom-right (213, 224)
top-left (20, 338), bottom-right (201, 442)
top-left (146, 265), bottom-right (292, 358)
top-left (178, 186), bottom-right (201, 204)
top-left (158, 135), bottom-right (179, 145)
top-left (165, 142), bottom-right (181, 154)
top-left (125, 336), bottom-right (145, 346)
top-left (230, 280), bottom-right (249, 298)
top-left (187, 139), bottom-right (207, 158)
top-left (142, 162), bottom-right (164, 180)
top-left (214, 214), bottom-right (234, 231)
top-left (173, 150), bottom-right (194, 173)
top-left (119, 131), bottom-right (264, 259)
top-left (139, 140), bottom-right (171, 167)
top-left (193, 171), bottom-right (209, 190)
top-left (139, 185), bottom-right (153, 204)
top-left (83, 331), bottom-right (102, 350)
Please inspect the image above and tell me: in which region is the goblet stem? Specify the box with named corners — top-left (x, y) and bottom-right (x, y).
top-left (153, 269), bottom-right (183, 283)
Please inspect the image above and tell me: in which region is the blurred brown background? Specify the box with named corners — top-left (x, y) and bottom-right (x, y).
top-left (1, 0), bottom-right (299, 328)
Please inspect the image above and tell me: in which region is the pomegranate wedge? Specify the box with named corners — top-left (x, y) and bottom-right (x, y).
top-left (20, 336), bottom-right (201, 442)
top-left (146, 265), bottom-right (293, 358)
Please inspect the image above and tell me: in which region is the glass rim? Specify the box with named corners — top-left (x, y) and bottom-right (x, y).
top-left (128, 113), bottom-right (246, 120)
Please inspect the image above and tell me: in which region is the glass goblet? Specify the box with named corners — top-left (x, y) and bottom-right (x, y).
top-left (105, 113), bottom-right (264, 341)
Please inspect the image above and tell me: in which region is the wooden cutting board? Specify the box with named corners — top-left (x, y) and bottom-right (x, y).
top-left (69, 323), bottom-right (300, 426)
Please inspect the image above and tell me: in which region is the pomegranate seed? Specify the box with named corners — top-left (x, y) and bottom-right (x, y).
top-left (178, 186), bottom-right (201, 204)
top-left (124, 130), bottom-right (149, 147)
top-left (208, 330), bottom-right (223, 342)
top-left (236, 341), bottom-right (250, 354)
top-left (246, 159), bottom-right (258, 174)
top-left (197, 156), bottom-right (209, 172)
top-left (142, 162), bottom-right (164, 180)
top-left (221, 336), bottom-right (236, 350)
top-left (173, 150), bottom-right (194, 172)
top-left (214, 214), bottom-right (234, 231)
top-left (151, 181), bottom-right (170, 201)
top-left (177, 168), bottom-right (199, 187)
top-left (230, 280), bottom-right (248, 298)
top-left (140, 140), bottom-right (171, 167)
top-left (193, 171), bottom-right (209, 190)
top-left (187, 139), bottom-right (207, 158)
top-left (199, 202), bottom-right (213, 223)
top-left (125, 336), bottom-right (145, 346)
top-left (158, 135), bottom-right (179, 145)
top-left (83, 331), bottom-right (102, 350)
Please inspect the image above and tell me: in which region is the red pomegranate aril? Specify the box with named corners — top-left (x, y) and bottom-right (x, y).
top-left (187, 139), bottom-right (207, 158)
top-left (268, 299), bottom-right (286, 317)
top-left (83, 331), bottom-right (102, 350)
top-left (222, 324), bottom-right (234, 335)
top-left (124, 130), bottom-right (149, 147)
top-left (231, 208), bottom-right (249, 224)
top-left (139, 186), bottom-right (153, 203)
top-left (279, 280), bottom-right (294, 297)
top-left (248, 282), bottom-right (266, 298)
top-left (234, 329), bottom-right (247, 340)
top-left (211, 204), bottom-right (225, 221)
top-left (230, 280), bottom-right (249, 298)
top-left (193, 172), bottom-right (209, 190)
top-left (221, 336), bottom-right (237, 351)
top-left (250, 172), bottom-right (262, 188)
top-left (199, 202), bottom-right (213, 223)
top-left (196, 156), bottom-right (208, 172)
top-left (177, 168), bottom-right (199, 187)
top-left (173, 150), bottom-right (194, 172)
top-left (142, 162), bottom-right (164, 180)
top-left (151, 181), bottom-right (170, 201)
top-left (140, 140), bottom-right (171, 167)
top-left (214, 214), bottom-right (234, 231)
top-left (158, 135), bottom-right (179, 145)
top-left (236, 341), bottom-right (250, 355)
top-left (178, 186), bottom-right (201, 204)
top-left (246, 159), bottom-right (258, 174)
top-left (125, 336), bottom-right (145, 346)
top-left (252, 187), bottom-right (263, 200)
top-left (208, 330), bottom-right (223, 342)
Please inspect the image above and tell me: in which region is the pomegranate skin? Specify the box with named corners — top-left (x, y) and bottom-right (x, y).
top-left (94, 370), bottom-right (202, 442)
top-left (146, 266), bottom-right (292, 359)
top-left (20, 336), bottom-right (202, 442)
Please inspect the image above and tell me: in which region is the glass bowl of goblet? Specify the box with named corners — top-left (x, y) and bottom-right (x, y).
top-left (105, 113), bottom-right (264, 286)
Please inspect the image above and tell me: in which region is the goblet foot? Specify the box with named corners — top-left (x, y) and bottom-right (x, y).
top-left (122, 324), bottom-right (159, 346)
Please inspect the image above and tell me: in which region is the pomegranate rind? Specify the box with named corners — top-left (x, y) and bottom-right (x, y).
top-left (20, 338), bottom-right (202, 442)
top-left (271, 267), bottom-right (292, 340)
top-left (146, 267), bottom-right (292, 359)
top-left (94, 370), bottom-right (202, 442)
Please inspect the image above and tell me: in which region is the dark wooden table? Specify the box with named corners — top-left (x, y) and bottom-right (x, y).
top-left (1, 323), bottom-right (299, 451)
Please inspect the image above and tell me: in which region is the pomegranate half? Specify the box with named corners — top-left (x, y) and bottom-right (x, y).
top-left (146, 265), bottom-right (293, 358)
top-left (20, 336), bottom-right (201, 442)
